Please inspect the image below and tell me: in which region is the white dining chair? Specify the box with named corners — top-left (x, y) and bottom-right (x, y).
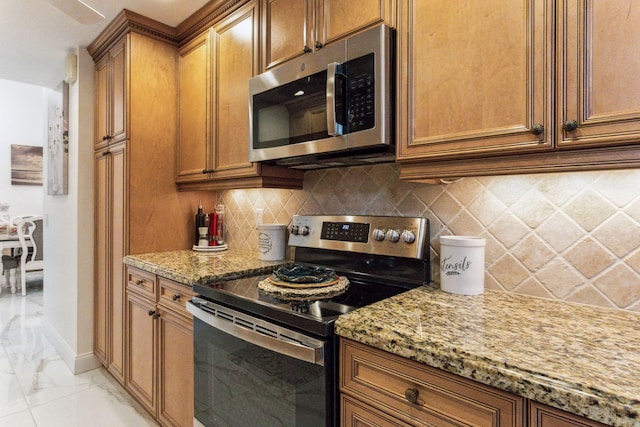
top-left (15, 216), bottom-right (43, 296)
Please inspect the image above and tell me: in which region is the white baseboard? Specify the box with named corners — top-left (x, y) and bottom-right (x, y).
top-left (42, 317), bottom-right (101, 374)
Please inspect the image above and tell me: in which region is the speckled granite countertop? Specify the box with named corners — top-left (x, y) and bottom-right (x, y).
top-left (123, 249), bottom-right (289, 286)
top-left (335, 285), bottom-right (640, 427)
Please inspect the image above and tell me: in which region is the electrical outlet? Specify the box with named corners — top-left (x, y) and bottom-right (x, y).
top-left (255, 208), bottom-right (264, 228)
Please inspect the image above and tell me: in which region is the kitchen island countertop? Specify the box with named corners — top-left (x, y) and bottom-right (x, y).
top-left (123, 249), bottom-right (290, 286)
top-left (335, 285), bottom-right (640, 427)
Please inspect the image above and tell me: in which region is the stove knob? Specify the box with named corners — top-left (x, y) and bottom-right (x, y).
top-left (291, 225), bottom-right (300, 235)
top-left (401, 230), bottom-right (416, 244)
top-left (300, 226), bottom-right (310, 236)
top-left (386, 229), bottom-right (400, 243)
top-left (372, 228), bottom-right (386, 241)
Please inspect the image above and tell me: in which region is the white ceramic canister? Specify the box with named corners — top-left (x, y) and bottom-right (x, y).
top-left (258, 224), bottom-right (287, 261)
top-left (439, 236), bottom-right (486, 295)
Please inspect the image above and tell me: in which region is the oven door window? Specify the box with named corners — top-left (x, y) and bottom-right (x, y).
top-left (194, 317), bottom-right (331, 427)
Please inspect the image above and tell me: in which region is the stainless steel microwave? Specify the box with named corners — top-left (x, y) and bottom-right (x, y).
top-left (249, 25), bottom-right (395, 169)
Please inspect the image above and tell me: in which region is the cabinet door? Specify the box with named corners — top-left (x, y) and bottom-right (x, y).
top-left (211, 1), bottom-right (261, 179)
top-left (157, 307), bottom-right (194, 427)
top-left (558, 1), bottom-right (640, 148)
top-left (94, 144), bottom-right (126, 385)
top-left (126, 291), bottom-right (157, 415)
top-left (176, 32), bottom-right (211, 183)
top-left (94, 39), bottom-right (127, 149)
top-left (95, 57), bottom-right (109, 149)
top-left (529, 401), bottom-right (608, 427)
top-left (110, 38), bottom-right (127, 145)
top-left (322, 0), bottom-right (396, 46)
top-left (397, 0), bottom-right (553, 160)
top-left (261, 0), bottom-right (312, 69)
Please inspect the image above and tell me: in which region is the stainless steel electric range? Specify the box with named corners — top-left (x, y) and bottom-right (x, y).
top-left (188, 215), bottom-right (431, 427)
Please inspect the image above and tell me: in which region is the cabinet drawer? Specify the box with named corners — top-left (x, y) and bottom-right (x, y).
top-left (126, 267), bottom-right (156, 299)
top-left (342, 394), bottom-right (412, 427)
top-left (158, 277), bottom-right (195, 318)
top-left (340, 339), bottom-right (524, 427)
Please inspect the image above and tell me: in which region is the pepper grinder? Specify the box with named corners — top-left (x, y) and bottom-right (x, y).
top-left (195, 200), bottom-right (205, 246)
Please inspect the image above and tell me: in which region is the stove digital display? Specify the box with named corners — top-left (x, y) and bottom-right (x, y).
top-left (321, 221), bottom-right (369, 242)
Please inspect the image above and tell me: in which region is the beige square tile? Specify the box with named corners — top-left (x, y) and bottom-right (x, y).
top-left (564, 189), bottom-right (616, 232)
top-left (565, 285), bottom-right (615, 309)
top-left (563, 237), bottom-right (616, 279)
top-left (594, 264), bottom-right (640, 308)
top-left (511, 234), bottom-right (555, 271)
top-left (510, 190), bottom-right (556, 228)
top-left (488, 254), bottom-right (529, 290)
top-left (535, 258), bottom-right (584, 298)
top-left (535, 212), bottom-right (584, 252)
top-left (488, 213), bottom-right (529, 249)
top-left (592, 212), bottom-right (640, 257)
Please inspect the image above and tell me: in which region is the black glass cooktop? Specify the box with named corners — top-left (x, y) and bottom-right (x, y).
top-left (193, 272), bottom-right (416, 337)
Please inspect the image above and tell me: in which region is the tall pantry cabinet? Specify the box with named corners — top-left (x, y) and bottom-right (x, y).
top-left (89, 10), bottom-right (201, 386)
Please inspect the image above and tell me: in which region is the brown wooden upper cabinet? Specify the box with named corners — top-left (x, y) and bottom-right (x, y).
top-left (261, 0), bottom-right (396, 70)
top-left (95, 37), bottom-right (126, 149)
top-left (176, 0), bottom-right (304, 190)
top-left (397, 0), bottom-right (640, 180)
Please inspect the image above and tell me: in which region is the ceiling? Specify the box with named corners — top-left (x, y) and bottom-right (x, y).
top-left (0, 0), bottom-right (210, 89)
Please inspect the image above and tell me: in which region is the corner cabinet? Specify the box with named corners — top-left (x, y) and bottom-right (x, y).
top-left (340, 338), bottom-right (525, 426)
top-left (176, 0), bottom-right (304, 191)
top-left (261, 0), bottom-right (396, 70)
top-left (125, 267), bottom-right (195, 427)
top-left (397, 0), bottom-right (640, 181)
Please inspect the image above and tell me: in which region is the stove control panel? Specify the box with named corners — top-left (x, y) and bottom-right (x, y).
top-left (289, 215), bottom-right (429, 259)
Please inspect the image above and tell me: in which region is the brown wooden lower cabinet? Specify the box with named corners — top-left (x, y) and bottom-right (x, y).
top-left (125, 266), bottom-right (195, 427)
top-left (340, 338), bottom-right (610, 427)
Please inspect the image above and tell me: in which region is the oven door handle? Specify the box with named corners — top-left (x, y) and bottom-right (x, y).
top-left (188, 301), bottom-right (325, 366)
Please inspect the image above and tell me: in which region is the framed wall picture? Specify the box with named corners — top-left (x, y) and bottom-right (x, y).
top-left (11, 144), bottom-right (43, 185)
top-left (47, 81), bottom-right (69, 195)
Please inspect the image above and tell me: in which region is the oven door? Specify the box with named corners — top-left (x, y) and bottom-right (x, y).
top-left (188, 298), bottom-right (336, 427)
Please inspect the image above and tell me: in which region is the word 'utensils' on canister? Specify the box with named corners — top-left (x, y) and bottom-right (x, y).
top-left (439, 236), bottom-right (486, 295)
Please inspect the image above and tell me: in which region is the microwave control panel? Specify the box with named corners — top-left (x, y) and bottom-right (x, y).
top-left (345, 53), bottom-right (375, 133)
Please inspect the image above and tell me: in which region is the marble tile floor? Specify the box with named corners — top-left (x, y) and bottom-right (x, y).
top-left (0, 273), bottom-right (158, 427)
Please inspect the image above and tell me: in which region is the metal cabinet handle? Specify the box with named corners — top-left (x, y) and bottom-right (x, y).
top-left (405, 388), bottom-right (419, 404)
top-left (531, 124), bottom-right (544, 136)
top-left (202, 169), bottom-right (214, 174)
top-left (172, 294), bottom-right (180, 301)
top-left (148, 310), bottom-right (161, 319)
top-left (148, 310), bottom-right (155, 316)
top-left (562, 120), bottom-right (579, 132)
top-left (102, 135), bottom-right (111, 141)
top-left (136, 279), bottom-right (144, 285)
top-left (303, 45), bottom-right (312, 53)
top-left (314, 41), bottom-right (323, 49)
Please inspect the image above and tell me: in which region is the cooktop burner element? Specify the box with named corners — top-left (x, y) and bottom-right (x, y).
top-left (193, 215), bottom-right (431, 337)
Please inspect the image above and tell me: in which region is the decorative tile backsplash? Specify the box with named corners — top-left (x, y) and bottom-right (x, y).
top-left (218, 164), bottom-right (640, 312)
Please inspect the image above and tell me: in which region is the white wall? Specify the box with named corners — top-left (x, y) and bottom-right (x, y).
top-left (0, 79), bottom-right (45, 216)
top-left (42, 48), bottom-right (98, 374)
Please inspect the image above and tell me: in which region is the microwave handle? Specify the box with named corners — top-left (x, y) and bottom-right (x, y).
top-left (326, 62), bottom-right (345, 136)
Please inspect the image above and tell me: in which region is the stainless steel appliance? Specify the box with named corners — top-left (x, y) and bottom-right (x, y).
top-left (188, 215), bottom-right (430, 427)
top-left (249, 25), bottom-right (395, 169)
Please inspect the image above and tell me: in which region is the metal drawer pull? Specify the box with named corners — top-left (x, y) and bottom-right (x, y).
top-left (405, 388), bottom-right (419, 404)
top-left (172, 294), bottom-right (180, 301)
top-left (530, 124), bottom-right (544, 136)
top-left (136, 279), bottom-right (144, 285)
